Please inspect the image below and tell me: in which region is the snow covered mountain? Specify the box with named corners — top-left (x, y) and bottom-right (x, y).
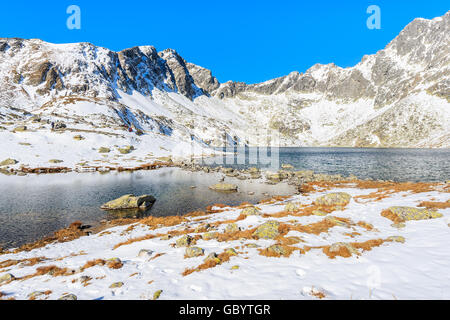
top-left (0, 11), bottom-right (449, 160)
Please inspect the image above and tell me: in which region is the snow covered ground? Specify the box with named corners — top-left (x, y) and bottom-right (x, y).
top-left (1, 181), bottom-right (449, 300)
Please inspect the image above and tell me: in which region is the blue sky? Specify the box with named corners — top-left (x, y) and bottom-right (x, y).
top-left (0, 0), bottom-right (448, 84)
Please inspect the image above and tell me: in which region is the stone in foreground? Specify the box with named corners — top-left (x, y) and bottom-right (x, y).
top-left (101, 194), bottom-right (156, 210)
top-left (209, 183), bottom-right (238, 192)
top-left (314, 192), bottom-right (352, 206)
top-left (0, 158), bottom-right (18, 166)
top-left (253, 221), bottom-right (280, 240)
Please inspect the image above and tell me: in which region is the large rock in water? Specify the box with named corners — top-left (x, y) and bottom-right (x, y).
top-left (314, 192), bottom-right (352, 206)
top-left (209, 183), bottom-right (238, 192)
top-left (101, 194), bottom-right (156, 210)
top-left (384, 206), bottom-right (442, 222)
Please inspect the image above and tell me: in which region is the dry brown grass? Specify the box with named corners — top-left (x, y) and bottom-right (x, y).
top-left (381, 209), bottom-right (404, 224)
top-left (0, 256), bottom-right (47, 270)
top-left (258, 245), bottom-right (298, 258)
top-left (418, 200), bottom-right (450, 209)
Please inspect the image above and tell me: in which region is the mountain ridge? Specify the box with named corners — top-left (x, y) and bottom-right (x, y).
top-left (0, 11), bottom-right (449, 155)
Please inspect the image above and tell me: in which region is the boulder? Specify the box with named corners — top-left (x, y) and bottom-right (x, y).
top-left (388, 236), bottom-right (406, 243)
top-left (118, 146), bottom-right (135, 154)
top-left (101, 194), bottom-right (156, 210)
top-left (314, 192), bottom-right (352, 206)
top-left (0, 273), bottom-right (15, 284)
top-left (267, 244), bottom-right (288, 256)
top-left (384, 206), bottom-right (442, 222)
top-left (281, 164), bottom-right (294, 170)
top-left (185, 247), bottom-right (204, 258)
top-left (49, 159), bottom-right (64, 164)
top-left (98, 147), bottom-right (110, 153)
top-left (204, 252), bottom-right (221, 264)
top-left (284, 202), bottom-right (299, 212)
top-left (209, 183), bottom-right (238, 192)
top-left (109, 282), bottom-right (124, 289)
top-left (138, 249), bottom-right (154, 259)
top-left (153, 290), bottom-right (163, 300)
top-left (225, 223), bottom-right (240, 233)
top-left (202, 232), bottom-right (218, 240)
top-left (176, 235), bottom-right (193, 248)
top-left (253, 221), bottom-right (280, 240)
top-left (0, 158), bottom-right (18, 166)
top-left (329, 242), bottom-right (359, 256)
top-left (13, 126), bottom-right (27, 132)
top-left (225, 248), bottom-right (238, 256)
top-left (58, 294), bottom-right (77, 300)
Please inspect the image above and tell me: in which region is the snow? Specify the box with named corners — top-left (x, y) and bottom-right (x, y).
top-left (1, 182), bottom-right (449, 300)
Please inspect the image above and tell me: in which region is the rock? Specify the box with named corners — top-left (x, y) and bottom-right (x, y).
top-left (225, 248), bottom-right (238, 256)
top-left (221, 167), bottom-right (235, 174)
top-left (58, 294), bottom-right (77, 300)
top-left (54, 122), bottom-right (66, 130)
top-left (118, 146), bottom-right (135, 154)
top-left (185, 247), bottom-right (204, 258)
top-left (101, 194), bottom-right (156, 210)
top-left (253, 221), bottom-right (280, 240)
top-left (209, 183), bottom-right (238, 192)
top-left (202, 232), bottom-right (218, 240)
top-left (153, 290), bottom-right (163, 300)
top-left (391, 223), bottom-right (406, 229)
top-left (267, 244), bottom-right (288, 256)
top-left (109, 282), bottom-right (124, 289)
top-left (98, 147), bottom-right (111, 153)
top-left (281, 164), bottom-right (294, 170)
top-left (266, 172), bottom-right (283, 183)
top-left (329, 242), bottom-right (359, 256)
top-left (138, 249), bottom-right (154, 259)
top-left (73, 135), bottom-right (85, 141)
top-left (241, 206), bottom-right (260, 216)
top-left (248, 167), bottom-right (260, 174)
top-left (225, 223), bottom-right (240, 233)
top-left (386, 206), bottom-right (443, 222)
top-left (249, 173), bottom-right (262, 179)
top-left (176, 235), bottom-right (193, 247)
top-left (388, 236), bottom-right (406, 243)
top-left (160, 235), bottom-right (172, 241)
top-left (204, 253), bottom-right (221, 264)
top-left (0, 158), bottom-right (18, 166)
top-left (246, 243), bottom-right (260, 248)
top-left (0, 273), bottom-right (15, 284)
top-left (13, 126), bottom-right (27, 132)
top-left (106, 258), bottom-right (123, 268)
top-left (314, 192), bottom-right (352, 206)
top-left (49, 159), bottom-right (64, 164)
top-left (284, 202), bottom-right (299, 212)
top-left (231, 265), bottom-right (240, 270)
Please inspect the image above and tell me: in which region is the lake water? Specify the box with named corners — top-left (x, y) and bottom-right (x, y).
top-left (1, 147), bottom-right (449, 249)
top-left (205, 147), bottom-right (450, 182)
top-left (0, 168), bottom-right (295, 249)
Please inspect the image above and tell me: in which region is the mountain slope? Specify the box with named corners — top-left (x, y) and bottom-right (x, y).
top-left (0, 11), bottom-right (448, 170)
